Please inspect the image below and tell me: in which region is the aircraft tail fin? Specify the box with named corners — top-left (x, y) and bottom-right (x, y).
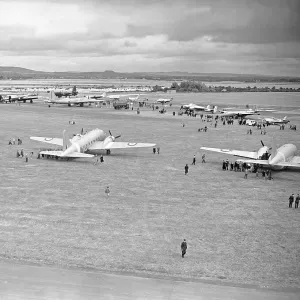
top-left (72, 86), bottom-right (77, 95)
top-left (213, 106), bottom-right (218, 114)
top-left (63, 130), bottom-right (70, 150)
top-left (270, 137), bottom-right (277, 160)
top-left (283, 116), bottom-right (287, 121)
top-left (49, 90), bottom-right (56, 101)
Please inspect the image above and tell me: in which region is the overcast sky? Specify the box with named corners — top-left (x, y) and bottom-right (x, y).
top-left (0, 0), bottom-right (299, 75)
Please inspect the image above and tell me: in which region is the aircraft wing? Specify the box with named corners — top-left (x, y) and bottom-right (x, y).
top-left (30, 136), bottom-right (63, 146)
top-left (104, 142), bottom-right (156, 149)
top-left (200, 147), bottom-right (258, 159)
top-left (88, 141), bottom-right (156, 150)
top-left (40, 150), bottom-right (94, 158)
top-left (236, 159), bottom-right (270, 165)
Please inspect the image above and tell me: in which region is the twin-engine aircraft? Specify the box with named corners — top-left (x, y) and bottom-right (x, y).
top-left (30, 129), bottom-right (156, 158)
top-left (1, 94), bottom-right (38, 103)
top-left (54, 86), bottom-right (78, 98)
top-left (200, 140), bottom-right (300, 170)
top-left (45, 91), bottom-right (105, 107)
top-left (157, 97), bottom-right (173, 104)
top-left (182, 104), bottom-right (218, 113)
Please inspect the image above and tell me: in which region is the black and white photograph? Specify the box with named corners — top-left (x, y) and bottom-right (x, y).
top-left (0, 0), bottom-right (299, 299)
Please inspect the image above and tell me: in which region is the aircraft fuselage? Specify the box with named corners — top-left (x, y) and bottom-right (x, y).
top-left (268, 144), bottom-right (297, 170)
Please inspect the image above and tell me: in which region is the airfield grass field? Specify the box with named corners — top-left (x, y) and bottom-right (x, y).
top-left (0, 92), bottom-right (300, 290)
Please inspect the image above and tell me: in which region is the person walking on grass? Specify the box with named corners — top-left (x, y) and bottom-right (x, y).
top-left (192, 155), bottom-right (196, 165)
top-left (295, 194), bottom-right (299, 209)
top-left (184, 164), bottom-right (189, 175)
top-left (289, 194), bottom-right (294, 208)
top-left (105, 186), bottom-right (110, 197)
top-left (181, 239), bottom-right (187, 258)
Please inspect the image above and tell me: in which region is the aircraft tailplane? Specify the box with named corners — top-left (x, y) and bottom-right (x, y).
top-left (63, 130), bottom-right (70, 150)
top-left (49, 90), bottom-right (56, 101)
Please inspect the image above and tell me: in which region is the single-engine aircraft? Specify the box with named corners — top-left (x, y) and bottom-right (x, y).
top-left (201, 140), bottom-right (300, 170)
top-left (54, 86), bottom-right (78, 98)
top-left (30, 129), bottom-right (156, 158)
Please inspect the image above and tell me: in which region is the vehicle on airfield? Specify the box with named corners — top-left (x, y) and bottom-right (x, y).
top-left (113, 101), bottom-right (129, 109)
top-left (30, 129), bottom-right (156, 158)
top-left (201, 140), bottom-right (300, 170)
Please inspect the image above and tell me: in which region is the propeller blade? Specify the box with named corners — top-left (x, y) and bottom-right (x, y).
top-left (115, 135), bottom-right (121, 139)
top-left (109, 130), bottom-right (112, 136)
top-left (261, 140), bottom-right (264, 147)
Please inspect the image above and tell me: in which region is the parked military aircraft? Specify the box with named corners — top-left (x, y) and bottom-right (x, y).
top-left (86, 92), bottom-right (106, 100)
top-left (45, 91), bottom-right (105, 107)
top-left (157, 97), bottom-right (173, 104)
top-left (263, 116), bottom-right (290, 125)
top-left (244, 115), bottom-right (290, 126)
top-left (201, 140), bottom-right (300, 170)
top-left (236, 140), bottom-right (300, 170)
top-left (219, 108), bottom-right (259, 118)
top-left (105, 93), bottom-right (140, 100)
top-left (54, 86), bottom-right (78, 98)
top-left (182, 104), bottom-right (218, 113)
top-left (0, 93), bottom-right (38, 103)
top-left (30, 129), bottom-right (156, 158)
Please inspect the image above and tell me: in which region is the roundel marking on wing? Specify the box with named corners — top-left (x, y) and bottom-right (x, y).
top-left (44, 138), bottom-right (53, 141)
top-left (221, 149), bottom-right (231, 152)
top-left (128, 143), bottom-right (137, 146)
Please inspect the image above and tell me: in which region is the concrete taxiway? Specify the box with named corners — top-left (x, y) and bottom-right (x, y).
top-left (0, 261), bottom-right (298, 300)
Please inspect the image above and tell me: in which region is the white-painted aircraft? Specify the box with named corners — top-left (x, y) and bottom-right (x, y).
top-left (219, 108), bottom-right (259, 117)
top-left (182, 104), bottom-right (218, 113)
top-left (236, 140), bottom-right (300, 170)
top-left (201, 140), bottom-right (300, 170)
top-left (243, 115), bottom-right (289, 126)
top-left (45, 91), bottom-right (105, 107)
top-left (263, 116), bottom-right (290, 125)
top-left (105, 93), bottom-right (140, 100)
top-left (30, 129), bottom-right (156, 158)
top-left (157, 97), bottom-right (173, 104)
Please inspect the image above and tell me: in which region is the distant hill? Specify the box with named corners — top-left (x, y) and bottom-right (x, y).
top-left (0, 66), bottom-right (299, 82)
top-left (0, 66), bottom-right (43, 74)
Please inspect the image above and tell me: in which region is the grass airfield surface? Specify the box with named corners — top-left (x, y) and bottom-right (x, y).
top-left (0, 92), bottom-right (300, 291)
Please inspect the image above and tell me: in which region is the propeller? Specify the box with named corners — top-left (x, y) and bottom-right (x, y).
top-left (108, 130), bottom-right (121, 139)
top-left (261, 140), bottom-right (264, 147)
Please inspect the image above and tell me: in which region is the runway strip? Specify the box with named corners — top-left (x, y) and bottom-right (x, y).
top-left (0, 261), bottom-right (298, 300)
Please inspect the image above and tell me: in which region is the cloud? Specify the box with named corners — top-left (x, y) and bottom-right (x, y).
top-left (0, 0), bottom-right (299, 75)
